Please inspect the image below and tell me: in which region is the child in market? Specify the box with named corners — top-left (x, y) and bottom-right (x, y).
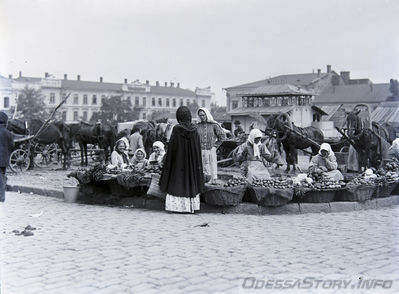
top-left (130, 148), bottom-right (148, 171)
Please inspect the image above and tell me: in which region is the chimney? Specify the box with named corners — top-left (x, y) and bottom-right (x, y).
top-left (170, 82), bottom-right (174, 87)
top-left (317, 69), bottom-right (321, 77)
top-left (156, 81), bottom-right (159, 86)
top-left (146, 80), bottom-right (149, 85)
top-left (100, 77), bottom-right (103, 83)
top-left (340, 71), bottom-right (350, 84)
top-left (45, 72), bottom-right (49, 78)
top-left (64, 74), bottom-right (67, 80)
top-left (326, 64), bottom-right (332, 73)
top-left (8, 74), bottom-right (12, 79)
top-left (164, 82), bottom-right (167, 87)
top-left (177, 82), bottom-right (180, 88)
top-left (77, 75), bottom-right (80, 81)
top-left (19, 71), bottom-right (22, 78)
top-left (124, 78), bottom-right (127, 84)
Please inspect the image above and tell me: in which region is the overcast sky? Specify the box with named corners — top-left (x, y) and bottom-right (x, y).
top-left (1, 0), bottom-right (398, 105)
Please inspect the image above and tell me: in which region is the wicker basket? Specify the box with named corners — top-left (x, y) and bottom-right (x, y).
top-left (202, 184), bottom-right (246, 206)
top-left (372, 182), bottom-right (398, 198)
top-left (248, 186), bottom-right (293, 207)
top-left (335, 184), bottom-right (376, 202)
top-left (300, 189), bottom-right (336, 203)
top-left (391, 182), bottom-right (399, 195)
top-left (147, 174), bottom-right (166, 200)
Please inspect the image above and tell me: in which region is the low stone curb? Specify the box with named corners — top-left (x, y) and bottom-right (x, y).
top-left (6, 184), bottom-right (399, 215)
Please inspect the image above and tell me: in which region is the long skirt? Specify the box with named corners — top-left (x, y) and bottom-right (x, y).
top-left (165, 194), bottom-right (200, 213)
top-left (201, 147), bottom-right (218, 181)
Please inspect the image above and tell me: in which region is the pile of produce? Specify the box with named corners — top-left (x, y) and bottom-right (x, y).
top-left (251, 177), bottom-right (293, 189)
top-left (117, 169), bottom-right (147, 188)
top-left (68, 163), bottom-right (107, 184)
top-left (346, 175), bottom-right (375, 186)
top-left (223, 176), bottom-right (247, 187)
top-left (143, 165), bottom-right (162, 175)
top-left (295, 171), bottom-right (344, 190)
top-left (384, 158), bottom-right (399, 172)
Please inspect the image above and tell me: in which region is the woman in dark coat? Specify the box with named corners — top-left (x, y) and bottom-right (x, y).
top-left (0, 112), bottom-right (14, 202)
top-left (160, 106), bottom-right (204, 213)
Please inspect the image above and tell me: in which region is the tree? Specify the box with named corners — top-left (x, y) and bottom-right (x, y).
top-left (90, 95), bottom-right (140, 123)
top-left (16, 86), bottom-right (49, 120)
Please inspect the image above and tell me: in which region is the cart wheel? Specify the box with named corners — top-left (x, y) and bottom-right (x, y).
top-left (34, 144), bottom-right (59, 168)
top-left (9, 149), bottom-right (31, 173)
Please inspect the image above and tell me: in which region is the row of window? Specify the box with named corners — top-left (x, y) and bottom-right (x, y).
top-left (50, 93), bottom-right (207, 108)
top-left (242, 96), bottom-right (312, 108)
top-left (62, 110), bottom-right (89, 121)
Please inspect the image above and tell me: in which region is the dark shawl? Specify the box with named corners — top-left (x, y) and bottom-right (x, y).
top-left (0, 112), bottom-right (14, 167)
top-left (160, 108), bottom-right (204, 197)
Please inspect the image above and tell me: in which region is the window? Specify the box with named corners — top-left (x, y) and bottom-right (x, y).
top-left (158, 98), bottom-right (162, 107)
top-left (73, 94), bottom-right (79, 104)
top-left (152, 97), bottom-right (156, 107)
top-left (263, 98), bottom-right (270, 106)
top-left (180, 99), bottom-right (183, 106)
top-left (73, 111), bottom-right (78, 121)
top-left (282, 97), bottom-right (289, 106)
top-left (135, 97), bottom-right (139, 107)
top-left (83, 94), bottom-right (88, 105)
top-left (172, 99), bottom-right (176, 107)
top-left (50, 93), bottom-right (55, 104)
top-left (166, 98), bottom-right (170, 107)
top-left (3, 97), bottom-right (9, 108)
top-left (83, 111), bottom-right (88, 121)
top-left (142, 113), bottom-right (147, 119)
top-left (62, 111), bottom-right (67, 121)
top-left (232, 100), bottom-right (238, 109)
top-left (93, 95), bottom-right (98, 105)
top-left (313, 114), bottom-right (320, 122)
top-left (143, 97), bottom-right (146, 107)
top-left (186, 99), bottom-right (190, 106)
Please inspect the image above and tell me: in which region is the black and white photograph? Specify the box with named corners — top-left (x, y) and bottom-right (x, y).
top-left (0, 0), bottom-right (398, 293)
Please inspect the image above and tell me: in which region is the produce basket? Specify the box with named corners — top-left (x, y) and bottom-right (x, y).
top-left (334, 184), bottom-right (376, 202)
top-left (248, 186), bottom-right (293, 207)
top-left (202, 184), bottom-right (247, 206)
top-left (372, 182), bottom-right (398, 198)
top-left (147, 173), bottom-right (166, 200)
top-left (299, 189), bottom-right (336, 203)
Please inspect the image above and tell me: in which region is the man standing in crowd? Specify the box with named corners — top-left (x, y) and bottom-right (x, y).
top-left (233, 120), bottom-right (244, 137)
top-left (0, 112), bottom-right (14, 202)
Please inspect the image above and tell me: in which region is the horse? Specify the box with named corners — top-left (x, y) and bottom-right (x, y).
top-left (346, 105), bottom-right (390, 170)
top-left (267, 113), bottom-right (324, 172)
top-left (70, 121), bottom-right (117, 166)
top-left (7, 118), bottom-right (72, 169)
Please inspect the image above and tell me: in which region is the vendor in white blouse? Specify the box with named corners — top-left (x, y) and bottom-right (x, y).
top-left (110, 139), bottom-right (130, 169)
top-left (309, 143), bottom-right (344, 181)
top-left (148, 141), bottom-right (166, 167)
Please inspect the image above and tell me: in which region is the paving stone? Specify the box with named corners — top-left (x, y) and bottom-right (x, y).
top-left (376, 197), bottom-right (394, 208)
top-left (354, 199), bottom-right (378, 210)
top-left (299, 203), bottom-right (331, 214)
top-left (330, 202), bottom-right (356, 212)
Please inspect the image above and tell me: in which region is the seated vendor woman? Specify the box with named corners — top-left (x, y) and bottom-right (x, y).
top-left (309, 143), bottom-right (344, 181)
top-left (111, 139), bottom-right (130, 169)
top-left (387, 138), bottom-right (399, 161)
top-left (234, 128), bottom-right (273, 182)
top-left (148, 141), bottom-right (166, 168)
top-left (130, 148), bottom-right (148, 170)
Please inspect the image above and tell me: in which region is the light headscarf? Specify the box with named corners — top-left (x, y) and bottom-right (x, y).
top-left (248, 128), bottom-right (263, 158)
top-left (197, 107), bottom-right (216, 123)
top-left (319, 143), bottom-right (334, 157)
top-left (132, 148), bottom-right (147, 162)
top-left (392, 138), bottom-right (399, 148)
top-left (153, 141), bottom-right (165, 155)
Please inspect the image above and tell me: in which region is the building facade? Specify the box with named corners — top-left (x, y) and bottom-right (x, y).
top-left (3, 72), bottom-right (213, 123)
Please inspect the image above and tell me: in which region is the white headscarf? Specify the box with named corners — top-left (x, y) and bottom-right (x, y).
top-left (197, 107), bottom-right (216, 123)
top-left (248, 128), bottom-right (263, 158)
top-left (392, 138), bottom-right (399, 148)
top-left (319, 143), bottom-right (334, 157)
top-left (153, 141), bottom-right (165, 155)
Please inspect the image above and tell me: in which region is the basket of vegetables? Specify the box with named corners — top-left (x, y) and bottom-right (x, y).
top-left (202, 176), bottom-right (247, 206)
top-left (372, 171), bottom-right (398, 198)
top-left (248, 177), bottom-right (294, 207)
top-left (334, 177), bottom-right (376, 202)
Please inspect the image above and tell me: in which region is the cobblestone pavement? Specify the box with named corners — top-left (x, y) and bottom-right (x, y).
top-left (1, 192), bottom-right (398, 294)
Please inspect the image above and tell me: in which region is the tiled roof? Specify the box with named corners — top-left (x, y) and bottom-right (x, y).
top-left (319, 104), bottom-right (342, 121)
top-left (315, 83), bottom-right (390, 104)
top-left (371, 101), bottom-right (399, 125)
top-left (246, 84), bottom-right (314, 96)
top-left (225, 73), bottom-right (325, 90)
top-left (149, 86), bottom-right (196, 97)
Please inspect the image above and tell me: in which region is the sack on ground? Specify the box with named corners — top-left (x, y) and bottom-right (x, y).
top-left (147, 173), bottom-right (166, 200)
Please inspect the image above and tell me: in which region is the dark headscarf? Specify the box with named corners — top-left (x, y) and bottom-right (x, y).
top-left (176, 106), bottom-right (193, 129)
top-left (0, 112), bottom-right (8, 125)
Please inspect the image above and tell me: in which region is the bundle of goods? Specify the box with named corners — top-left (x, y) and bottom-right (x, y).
top-left (68, 163), bottom-right (107, 184)
top-left (248, 176), bottom-right (294, 207)
top-left (116, 169), bottom-right (148, 189)
top-left (371, 166), bottom-right (399, 198)
top-left (202, 176), bottom-right (247, 206)
top-left (143, 165), bottom-right (162, 175)
top-left (335, 175), bottom-right (376, 202)
top-left (147, 173), bottom-right (166, 200)
top-left (294, 171), bottom-right (344, 203)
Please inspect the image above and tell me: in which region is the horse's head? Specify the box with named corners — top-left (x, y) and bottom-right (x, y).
top-left (346, 109), bottom-right (362, 137)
